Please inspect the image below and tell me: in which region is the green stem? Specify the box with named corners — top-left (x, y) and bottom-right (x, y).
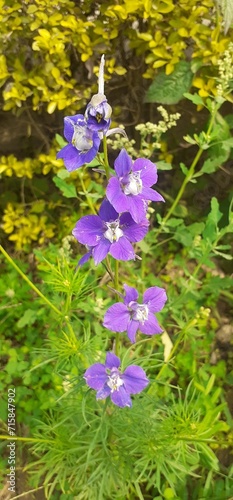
top-left (157, 147), bottom-right (203, 236)
top-left (103, 135), bottom-right (110, 179)
top-left (79, 171), bottom-right (97, 214)
top-left (11, 485), bottom-right (53, 500)
top-left (0, 435), bottom-right (53, 443)
top-left (156, 105), bottom-right (218, 236)
top-left (0, 245), bottom-right (77, 341)
top-left (114, 260), bottom-right (120, 356)
top-left (0, 245), bottom-right (62, 317)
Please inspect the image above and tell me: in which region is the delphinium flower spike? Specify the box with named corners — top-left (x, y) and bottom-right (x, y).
top-left (103, 284), bottom-right (167, 343)
top-left (84, 352), bottom-right (149, 408)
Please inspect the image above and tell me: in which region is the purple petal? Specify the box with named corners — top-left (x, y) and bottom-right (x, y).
top-left (79, 143), bottom-right (100, 166)
top-left (121, 215), bottom-right (149, 243)
top-left (78, 250), bottom-right (92, 266)
top-left (64, 114), bottom-right (85, 142)
top-left (84, 363), bottom-right (107, 389)
top-left (103, 303), bottom-right (129, 332)
top-left (96, 384), bottom-right (111, 399)
top-left (127, 320), bottom-right (139, 343)
top-left (141, 186), bottom-right (165, 202)
top-left (57, 144), bottom-right (80, 172)
top-left (110, 237), bottom-right (135, 261)
top-left (72, 215), bottom-right (103, 246)
top-left (106, 177), bottom-right (129, 213)
top-left (123, 284), bottom-right (139, 304)
top-left (105, 352), bottom-right (121, 369)
top-left (92, 238), bottom-right (111, 264)
top-left (143, 287), bottom-right (167, 312)
top-left (122, 366), bottom-right (149, 394)
top-left (110, 386), bottom-right (132, 408)
top-left (139, 313), bottom-right (163, 335)
top-left (114, 149), bottom-right (132, 177)
top-left (127, 195), bottom-right (147, 223)
top-left (133, 158), bottom-right (158, 187)
top-left (99, 199), bottom-right (119, 222)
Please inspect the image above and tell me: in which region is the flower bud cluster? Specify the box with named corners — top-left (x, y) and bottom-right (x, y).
top-left (217, 43), bottom-right (233, 96)
top-left (107, 109), bottom-right (180, 160)
top-left (57, 56), bottom-right (167, 408)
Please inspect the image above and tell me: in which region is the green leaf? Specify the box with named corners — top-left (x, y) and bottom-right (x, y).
top-left (53, 176), bottom-right (76, 198)
top-left (144, 61), bottom-right (193, 105)
top-left (224, 114), bottom-right (233, 129)
top-left (179, 162), bottom-right (189, 176)
top-left (199, 156), bottom-right (226, 175)
top-left (183, 92), bottom-right (204, 106)
top-left (203, 197), bottom-right (223, 242)
top-left (17, 309), bottom-right (37, 328)
top-left (156, 160), bottom-right (172, 170)
top-left (57, 168), bottom-right (70, 180)
top-left (55, 133), bottom-right (67, 148)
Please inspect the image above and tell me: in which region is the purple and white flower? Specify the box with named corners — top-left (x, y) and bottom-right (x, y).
top-left (106, 149), bottom-right (164, 223)
top-left (84, 352), bottom-right (149, 408)
top-left (103, 284), bottom-right (167, 343)
top-left (57, 114), bottom-right (100, 172)
top-left (85, 55), bottom-right (112, 133)
top-left (73, 199), bottom-right (149, 265)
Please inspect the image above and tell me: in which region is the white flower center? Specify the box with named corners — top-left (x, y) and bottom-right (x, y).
top-left (72, 124), bottom-right (92, 152)
top-left (133, 304), bottom-right (149, 323)
top-left (104, 220), bottom-right (123, 243)
top-left (124, 172), bottom-right (142, 196)
top-left (107, 372), bottom-right (124, 392)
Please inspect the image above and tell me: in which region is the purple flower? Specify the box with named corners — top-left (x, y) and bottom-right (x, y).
top-left (106, 149), bottom-right (164, 223)
top-left (85, 93), bottom-right (112, 133)
top-left (84, 352), bottom-right (149, 408)
top-left (103, 284), bottom-right (167, 343)
top-left (73, 199), bottom-right (149, 265)
top-left (57, 114), bottom-right (100, 172)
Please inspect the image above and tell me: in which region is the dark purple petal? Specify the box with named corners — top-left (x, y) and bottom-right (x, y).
top-left (105, 352), bottom-right (121, 369)
top-left (141, 186), bottom-right (165, 202)
top-left (92, 238), bottom-right (111, 264)
top-left (78, 250), bottom-right (92, 267)
top-left (114, 149), bottom-right (132, 177)
top-left (139, 312), bottom-right (163, 335)
top-left (110, 237), bottom-right (135, 261)
top-left (103, 303), bottom-right (129, 332)
top-left (123, 284), bottom-right (139, 304)
top-left (57, 144), bottom-right (80, 172)
top-left (143, 286), bottom-right (167, 312)
top-left (127, 320), bottom-right (139, 343)
top-left (121, 215), bottom-right (149, 243)
top-left (84, 363), bottom-right (107, 389)
top-left (79, 143), bottom-right (100, 166)
top-left (133, 158), bottom-right (158, 187)
top-left (122, 366), bottom-right (149, 394)
top-left (110, 386), bottom-right (132, 408)
top-left (127, 195), bottom-right (147, 223)
top-left (72, 215), bottom-right (103, 246)
top-left (106, 177), bottom-right (129, 213)
top-left (96, 384), bottom-right (111, 399)
top-left (64, 114), bottom-right (85, 142)
top-left (99, 199), bottom-right (119, 222)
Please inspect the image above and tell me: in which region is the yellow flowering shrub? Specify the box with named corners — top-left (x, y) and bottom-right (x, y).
top-left (0, 0), bottom-right (232, 250)
top-left (2, 203), bottom-right (56, 250)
